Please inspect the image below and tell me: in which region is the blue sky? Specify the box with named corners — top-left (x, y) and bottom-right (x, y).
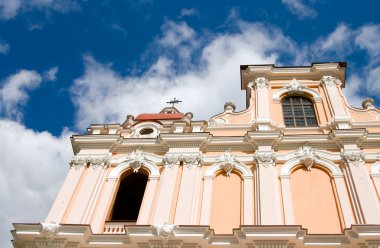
top-left (1, 0), bottom-right (380, 247)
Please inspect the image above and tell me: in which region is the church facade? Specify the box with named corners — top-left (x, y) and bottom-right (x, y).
top-left (12, 63), bottom-right (380, 247)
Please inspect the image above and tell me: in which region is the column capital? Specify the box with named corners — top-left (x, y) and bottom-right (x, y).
top-left (320, 75), bottom-right (340, 87)
top-left (341, 150), bottom-right (365, 166)
top-left (252, 77), bottom-right (269, 89)
top-left (254, 151), bottom-right (277, 168)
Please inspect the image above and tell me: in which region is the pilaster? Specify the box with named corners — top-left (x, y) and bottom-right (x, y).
top-left (320, 76), bottom-right (351, 129)
top-left (152, 154), bottom-right (181, 224)
top-left (174, 153), bottom-right (202, 225)
top-left (251, 77), bottom-right (272, 130)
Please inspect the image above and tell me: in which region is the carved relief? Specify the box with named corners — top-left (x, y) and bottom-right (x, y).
top-left (321, 76), bottom-right (339, 87)
top-left (182, 155), bottom-right (202, 169)
top-left (285, 78), bottom-right (305, 93)
top-left (41, 222), bottom-right (60, 241)
top-left (218, 151), bottom-right (236, 176)
top-left (89, 157), bottom-right (110, 169)
top-left (154, 222), bottom-right (176, 237)
top-left (162, 155), bottom-right (181, 168)
top-left (254, 152), bottom-right (277, 168)
top-left (69, 156), bottom-right (88, 170)
top-left (295, 145), bottom-right (319, 171)
top-left (253, 77), bottom-right (269, 89)
top-left (70, 156), bottom-right (110, 170)
top-left (342, 151), bottom-right (365, 166)
top-left (125, 148), bottom-right (153, 172)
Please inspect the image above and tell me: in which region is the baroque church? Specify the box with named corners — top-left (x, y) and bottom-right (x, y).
top-left (12, 63), bottom-right (380, 247)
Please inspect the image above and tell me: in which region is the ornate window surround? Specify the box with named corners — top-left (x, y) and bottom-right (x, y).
top-left (108, 152), bottom-right (161, 180)
top-left (272, 82), bottom-right (322, 104)
top-left (133, 122), bottom-right (161, 138)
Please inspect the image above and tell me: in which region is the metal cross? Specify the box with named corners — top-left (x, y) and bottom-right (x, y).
top-left (166, 97), bottom-right (182, 107)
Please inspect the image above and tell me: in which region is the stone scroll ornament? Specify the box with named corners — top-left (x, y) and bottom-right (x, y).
top-left (253, 77), bottom-right (269, 88)
top-left (125, 148), bottom-right (153, 173)
top-left (285, 78), bottom-right (305, 93)
top-left (254, 153), bottom-right (277, 168)
top-left (154, 222), bottom-right (176, 238)
top-left (182, 155), bottom-right (202, 169)
top-left (321, 75), bottom-right (339, 87)
top-left (342, 151), bottom-right (365, 167)
top-left (41, 222), bottom-right (60, 241)
top-left (295, 145), bottom-right (319, 171)
top-left (218, 150), bottom-right (236, 176)
top-left (69, 156), bottom-right (110, 170)
top-left (162, 155), bottom-right (181, 168)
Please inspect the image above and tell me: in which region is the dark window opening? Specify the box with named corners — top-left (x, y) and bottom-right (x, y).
top-left (110, 172), bottom-right (148, 221)
top-left (139, 128), bottom-right (154, 135)
top-left (282, 96), bottom-right (317, 127)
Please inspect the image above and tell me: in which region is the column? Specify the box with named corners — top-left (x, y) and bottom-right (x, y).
top-left (252, 77), bottom-right (272, 130)
top-left (65, 157), bottom-right (109, 224)
top-left (342, 150), bottom-right (380, 223)
top-left (332, 174), bottom-right (356, 228)
top-left (200, 176), bottom-right (213, 225)
top-left (45, 157), bottom-right (86, 223)
top-left (137, 176), bottom-right (159, 224)
top-left (152, 155), bottom-right (180, 224)
top-left (320, 76), bottom-right (351, 129)
top-left (174, 155), bottom-right (202, 225)
top-left (255, 151), bottom-right (282, 224)
top-left (91, 178), bottom-right (118, 233)
top-left (243, 175), bottom-right (254, 225)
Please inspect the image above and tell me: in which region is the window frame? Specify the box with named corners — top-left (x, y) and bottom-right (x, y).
top-left (281, 95), bottom-right (318, 127)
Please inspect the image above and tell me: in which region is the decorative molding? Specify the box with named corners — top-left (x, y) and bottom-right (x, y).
top-left (69, 155), bottom-right (110, 170)
top-left (218, 150), bottom-right (237, 176)
top-left (342, 151), bottom-right (365, 166)
top-left (108, 150), bottom-right (160, 180)
top-left (204, 151), bottom-right (253, 178)
top-left (253, 77), bottom-right (269, 89)
top-left (295, 145), bottom-right (319, 171)
top-left (321, 75), bottom-right (339, 87)
top-left (285, 78), bottom-right (305, 93)
top-left (69, 156), bottom-right (88, 170)
top-left (89, 156), bottom-right (110, 169)
top-left (154, 222), bottom-right (176, 237)
top-left (163, 155), bottom-right (181, 168)
top-left (163, 154), bottom-right (202, 169)
top-left (281, 156), bottom-right (342, 176)
top-left (40, 222), bottom-right (60, 241)
top-left (254, 152), bottom-right (277, 168)
top-left (182, 155), bottom-right (202, 169)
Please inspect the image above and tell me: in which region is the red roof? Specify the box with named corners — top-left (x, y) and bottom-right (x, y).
top-left (135, 113), bottom-right (184, 121)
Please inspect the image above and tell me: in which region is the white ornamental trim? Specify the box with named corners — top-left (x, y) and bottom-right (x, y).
top-left (253, 77), bottom-right (269, 89)
top-left (254, 152), bottom-right (277, 168)
top-left (295, 145), bottom-right (320, 171)
top-left (321, 75), bottom-right (339, 87)
top-left (341, 151), bottom-right (365, 167)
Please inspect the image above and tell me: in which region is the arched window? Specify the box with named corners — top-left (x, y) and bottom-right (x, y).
top-left (282, 96), bottom-right (317, 127)
top-left (110, 172), bottom-right (148, 222)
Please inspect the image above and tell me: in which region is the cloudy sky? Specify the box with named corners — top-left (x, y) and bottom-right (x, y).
top-left (1, 0), bottom-right (380, 246)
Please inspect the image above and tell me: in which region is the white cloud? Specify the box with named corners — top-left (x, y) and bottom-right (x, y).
top-left (0, 70), bottom-right (42, 121)
top-left (312, 24), bottom-right (354, 56)
top-left (0, 39), bottom-right (10, 54)
top-left (0, 0), bottom-right (79, 20)
top-left (282, 0), bottom-right (317, 19)
top-left (179, 8), bottom-right (198, 18)
top-left (70, 21), bottom-right (297, 129)
top-left (0, 119), bottom-right (72, 248)
top-left (355, 24), bottom-right (380, 62)
top-left (43, 66), bottom-right (59, 81)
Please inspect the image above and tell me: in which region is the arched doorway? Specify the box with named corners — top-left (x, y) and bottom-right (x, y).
top-left (110, 172), bottom-right (148, 221)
